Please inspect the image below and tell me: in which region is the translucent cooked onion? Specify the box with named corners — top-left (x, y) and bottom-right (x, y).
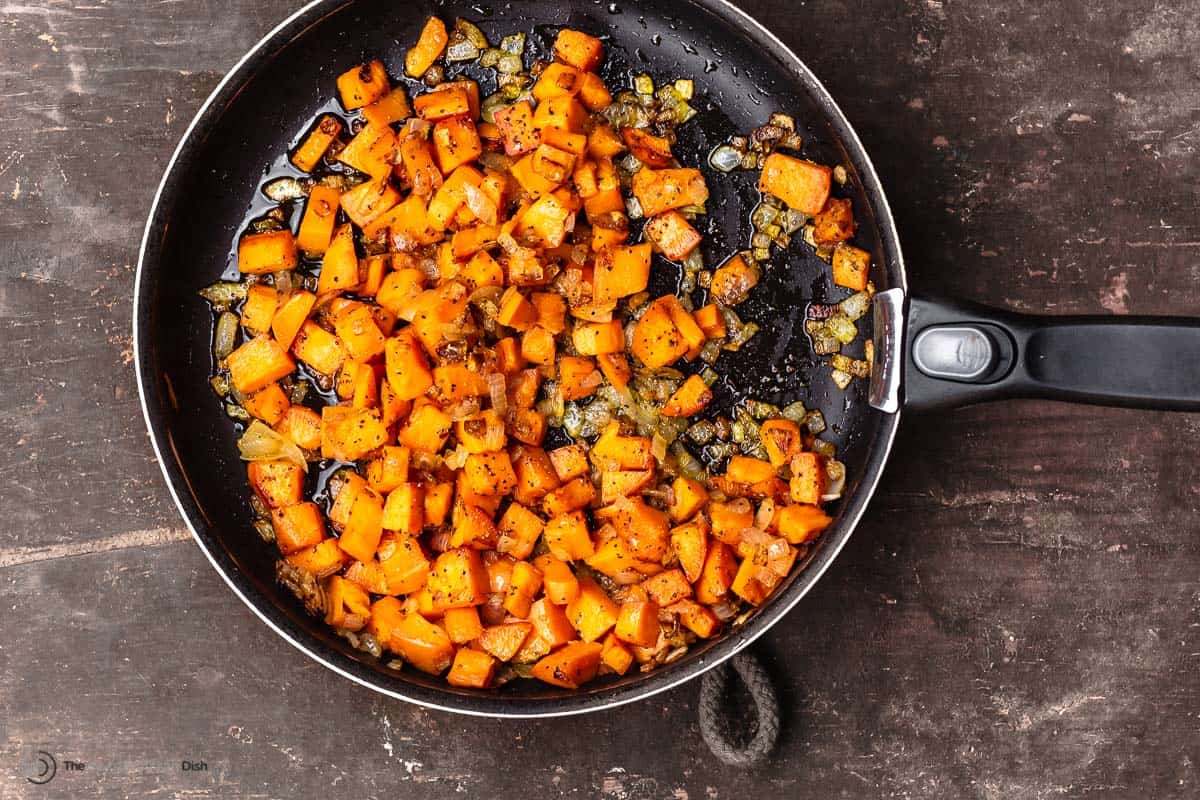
top-left (651, 433), bottom-right (668, 462)
top-left (822, 459), bottom-right (846, 502)
top-left (444, 445), bottom-right (470, 470)
top-left (486, 372), bottom-right (507, 415)
top-left (213, 311), bottom-right (238, 360)
top-left (198, 281), bottom-right (247, 310)
top-left (448, 397), bottom-right (482, 421)
top-left (839, 290), bottom-right (871, 322)
top-left (463, 182), bottom-right (498, 225)
top-left (711, 600), bottom-right (740, 622)
top-left (446, 40), bottom-right (480, 62)
top-left (237, 420), bottom-right (307, 470)
top-left (754, 498), bottom-right (776, 530)
top-left (708, 145), bottom-right (743, 172)
top-left (263, 176), bottom-right (309, 202)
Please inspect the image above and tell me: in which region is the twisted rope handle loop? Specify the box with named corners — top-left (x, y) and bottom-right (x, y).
top-left (698, 650), bottom-right (781, 767)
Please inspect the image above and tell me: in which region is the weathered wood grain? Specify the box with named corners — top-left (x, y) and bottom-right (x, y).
top-left (2, 0), bottom-right (1200, 797)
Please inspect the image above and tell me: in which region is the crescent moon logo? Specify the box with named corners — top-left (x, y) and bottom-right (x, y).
top-left (27, 750), bottom-right (57, 785)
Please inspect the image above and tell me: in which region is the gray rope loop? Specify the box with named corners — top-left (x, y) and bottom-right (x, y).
top-left (698, 650), bottom-right (781, 767)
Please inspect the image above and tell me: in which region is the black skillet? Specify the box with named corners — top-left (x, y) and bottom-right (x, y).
top-left (134, 0), bottom-right (1200, 722)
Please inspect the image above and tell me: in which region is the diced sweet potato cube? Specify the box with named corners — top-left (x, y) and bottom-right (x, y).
top-left (432, 116), bottom-right (483, 174)
top-left (670, 520), bottom-right (708, 583)
top-left (292, 115), bottom-right (342, 172)
top-left (777, 504), bottom-right (832, 544)
top-left (337, 60), bottom-right (389, 110)
top-left (566, 577), bottom-right (620, 642)
top-left (427, 547), bottom-right (490, 609)
top-left (406, 16), bottom-right (449, 78)
top-left (362, 86), bottom-right (412, 128)
top-left (447, 647), bottom-right (496, 688)
top-left (661, 374), bottom-right (712, 417)
top-left (336, 485), bottom-right (385, 562)
top-left (537, 555), bottom-right (580, 606)
top-left (593, 243), bottom-right (651, 304)
top-left (572, 320), bottom-right (624, 356)
top-left (600, 632), bottom-right (633, 675)
top-left (443, 606), bottom-right (484, 644)
top-left (600, 469), bottom-right (654, 505)
top-left (631, 298), bottom-right (688, 368)
top-left (543, 510), bottom-right (594, 561)
top-left (226, 335), bottom-right (295, 394)
top-left (496, 502), bottom-right (544, 560)
top-left (695, 542), bottom-right (738, 604)
top-left (337, 122), bottom-right (396, 179)
top-left (382, 483), bottom-right (424, 535)
top-left (463, 451), bottom-right (518, 498)
top-left (668, 476), bottom-right (709, 523)
top-left (287, 538), bottom-right (349, 577)
top-left (709, 254), bottom-right (760, 306)
top-left (532, 96), bottom-right (587, 133)
top-left (378, 531), bottom-right (429, 594)
top-left (585, 537), bottom-right (662, 583)
top-left (643, 210), bottom-right (701, 261)
top-left (758, 152), bottom-right (832, 215)
top-left (240, 283), bottom-right (278, 336)
top-left (789, 452), bottom-right (826, 505)
top-left (532, 641), bottom-right (603, 688)
top-left (238, 229), bottom-right (298, 275)
top-left (553, 28), bottom-right (604, 71)
top-left (478, 622), bottom-right (533, 661)
top-left (591, 421), bottom-right (654, 471)
top-left (248, 460), bottom-right (303, 509)
top-left (667, 599), bottom-right (720, 638)
top-left (542, 476), bottom-right (597, 517)
top-left (271, 502), bottom-right (326, 555)
top-left (693, 303), bottom-right (726, 339)
top-left (510, 444), bottom-right (561, 506)
top-left (549, 444), bottom-right (590, 482)
top-left (622, 127), bottom-right (673, 168)
top-left (243, 382), bottom-right (290, 425)
top-left (812, 196), bottom-right (857, 244)
top-left (391, 612), bottom-right (455, 674)
top-left (615, 599), bottom-right (660, 647)
top-left (832, 243), bottom-right (871, 291)
top-left (596, 353), bottom-right (632, 390)
top-left (631, 168), bottom-right (708, 217)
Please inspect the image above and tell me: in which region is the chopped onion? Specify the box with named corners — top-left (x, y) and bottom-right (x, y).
top-left (446, 40), bottom-right (479, 61)
top-left (651, 433), bottom-right (668, 462)
top-left (428, 530), bottom-right (452, 553)
top-left (237, 420), bottom-right (307, 470)
top-left (754, 498), bottom-right (776, 530)
top-left (709, 145), bottom-right (743, 172)
top-left (198, 281), bottom-right (247, 310)
top-left (711, 600), bottom-right (740, 622)
top-left (213, 311), bottom-right (239, 361)
top-left (487, 372), bottom-right (507, 415)
top-left (839, 291), bottom-right (871, 322)
top-left (463, 182), bottom-right (498, 225)
top-left (263, 176), bottom-right (309, 202)
top-left (823, 460), bottom-right (846, 502)
top-left (499, 32), bottom-right (525, 54)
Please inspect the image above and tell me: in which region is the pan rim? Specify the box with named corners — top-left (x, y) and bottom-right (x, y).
top-left (133, 0), bottom-right (905, 717)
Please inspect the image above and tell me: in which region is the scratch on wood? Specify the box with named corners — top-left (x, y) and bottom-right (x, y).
top-left (0, 526), bottom-right (191, 569)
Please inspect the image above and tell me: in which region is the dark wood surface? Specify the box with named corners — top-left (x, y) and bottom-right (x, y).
top-left (3, 0), bottom-right (1199, 797)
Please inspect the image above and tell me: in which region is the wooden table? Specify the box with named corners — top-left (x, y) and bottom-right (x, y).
top-left (3, 0), bottom-right (1198, 796)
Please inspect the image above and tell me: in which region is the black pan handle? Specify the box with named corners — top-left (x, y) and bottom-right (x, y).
top-left (882, 291), bottom-right (1200, 411)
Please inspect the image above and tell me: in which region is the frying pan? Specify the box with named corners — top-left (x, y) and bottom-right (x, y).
top-left (134, 0), bottom-right (1200, 719)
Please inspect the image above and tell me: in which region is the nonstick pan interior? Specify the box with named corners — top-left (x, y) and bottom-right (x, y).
top-left (136, 0), bottom-right (905, 715)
